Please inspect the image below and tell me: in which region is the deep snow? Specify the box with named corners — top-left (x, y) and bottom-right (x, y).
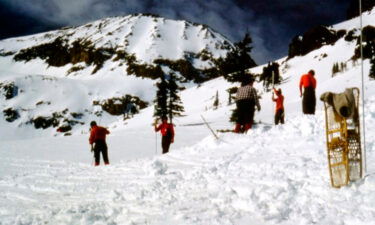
top-left (1, 107), bottom-right (375, 225)
top-left (1, 8), bottom-right (375, 225)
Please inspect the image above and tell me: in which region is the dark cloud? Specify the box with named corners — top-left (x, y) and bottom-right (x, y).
top-left (0, 0), bottom-right (351, 64)
top-left (0, 2), bottom-right (61, 39)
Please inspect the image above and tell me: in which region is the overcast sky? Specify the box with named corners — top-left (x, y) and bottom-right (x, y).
top-left (0, 0), bottom-right (353, 64)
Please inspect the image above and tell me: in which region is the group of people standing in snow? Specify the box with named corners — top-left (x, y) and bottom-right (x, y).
top-left (88, 117), bottom-right (174, 166)
top-left (233, 69), bottom-right (317, 133)
top-left (88, 69), bottom-right (317, 165)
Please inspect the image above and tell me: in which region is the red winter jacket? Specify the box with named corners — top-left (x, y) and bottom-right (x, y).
top-left (272, 88), bottom-right (284, 111)
top-left (299, 72), bottom-right (316, 89)
top-left (89, 126), bottom-right (110, 144)
top-left (155, 123), bottom-right (174, 138)
top-left (299, 72), bottom-right (316, 97)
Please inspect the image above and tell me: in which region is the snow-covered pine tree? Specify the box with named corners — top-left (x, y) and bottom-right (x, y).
top-left (153, 67), bottom-right (168, 119)
top-left (213, 90), bottom-right (219, 110)
top-left (340, 62), bottom-right (347, 72)
top-left (332, 62), bottom-right (339, 76)
top-left (167, 72), bottom-right (184, 123)
top-left (260, 62), bottom-right (281, 91)
top-left (217, 32), bottom-right (257, 83)
top-left (226, 87), bottom-right (237, 105)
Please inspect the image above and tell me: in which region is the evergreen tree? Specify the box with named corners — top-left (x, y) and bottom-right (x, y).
top-left (340, 62), bottom-right (345, 72)
top-left (167, 72), bottom-right (184, 122)
top-left (217, 33), bottom-right (257, 83)
top-left (153, 67), bottom-right (168, 119)
top-left (260, 62), bottom-right (281, 91)
top-left (229, 107), bottom-right (239, 123)
top-left (226, 87), bottom-right (237, 105)
top-left (213, 90), bottom-right (219, 110)
top-left (332, 63), bottom-right (339, 76)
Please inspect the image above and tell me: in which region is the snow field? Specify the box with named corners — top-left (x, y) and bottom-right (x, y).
top-left (1, 103), bottom-right (375, 225)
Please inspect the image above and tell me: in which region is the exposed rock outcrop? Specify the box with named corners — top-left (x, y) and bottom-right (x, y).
top-left (288, 26), bottom-right (344, 59)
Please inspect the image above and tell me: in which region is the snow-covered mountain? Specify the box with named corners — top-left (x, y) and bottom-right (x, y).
top-left (1, 13), bottom-right (233, 67)
top-left (1, 8), bottom-right (375, 225)
top-left (0, 14), bottom-right (236, 136)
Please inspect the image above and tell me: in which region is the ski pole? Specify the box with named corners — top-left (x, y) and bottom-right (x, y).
top-left (272, 71), bottom-right (275, 125)
top-left (154, 118), bottom-right (159, 155)
top-left (201, 115), bottom-right (219, 140)
top-left (91, 144), bottom-right (95, 166)
top-left (155, 131), bottom-right (158, 155)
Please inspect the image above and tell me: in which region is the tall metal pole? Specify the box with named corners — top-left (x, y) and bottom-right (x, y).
top-left (359, 0), bottom-right (367, 176)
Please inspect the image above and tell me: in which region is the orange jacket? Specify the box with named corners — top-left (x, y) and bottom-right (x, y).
top-left (89, 126), bottom-right (110, 144)
top-left (155, 123), bottom-right (174, 138)
top-left (272, 89), bottom-right (284, 111)
top-left (299, 72), bottom-right (316, 89)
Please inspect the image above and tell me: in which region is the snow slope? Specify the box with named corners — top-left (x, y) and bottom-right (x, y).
top-left (0, 14), bottom-right (234, 137)
top-left (1, 8), bottom-right (375, 225)
top-left (0, 14), bottom-right (231, 64)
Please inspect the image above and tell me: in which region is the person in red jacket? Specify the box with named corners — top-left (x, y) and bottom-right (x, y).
top-left (272, 88), bottom-right (285, 125)
top-left (154, 116), bottom-right (174, 154)
top-left (299, 69), bottom-right (317, 114)
top-left (89, 121), bottom-right (110, 166)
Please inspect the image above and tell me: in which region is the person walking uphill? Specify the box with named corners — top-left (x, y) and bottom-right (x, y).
top-left (272, 88), bottom-right (284, 125)
top-left (154, 116), bottom-right (174, 154)
top-left (89, 121), bottom-right (110, 166)
top-left (299, 69), bottom-right (317, 114)
top-left (234, 77), bottom-right (261, 133)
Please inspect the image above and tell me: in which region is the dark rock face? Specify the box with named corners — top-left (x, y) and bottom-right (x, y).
top-left (288, 26), bottom-right (340, 58)
top-left (353, 25), bottom-right (375, 60)
top-left (31, 116), bottom-right (60, 129)
top-left (345, 29), bottom-right (358, 42)
top-left (0, 50), bottom-right (15, 56)
top-left (93, 95), bottom-right (148, 116)
top-left (28, 110), bottom-right (84, 129)
top-left (337, 30), bottom-right (347, 39)
top-left (13, 38), bottom-right (115, 74)
top-left (361, 25), bottom-right (375, 43)
top-left (12, 37), bottom-right (227, 82)
top-left (3, 108), bottom-right (20, 122)
top-left (0, 82), bottom-right (18, 99)
top-left (125, 52), bottom-right (226, 83)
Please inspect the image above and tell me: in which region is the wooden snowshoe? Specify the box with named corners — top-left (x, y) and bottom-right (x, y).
top-left (322, 87), bottom-right (362, 188)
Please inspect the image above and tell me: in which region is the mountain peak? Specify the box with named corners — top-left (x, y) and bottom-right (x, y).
top-left (0, 14), bottom-right (234, 76)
